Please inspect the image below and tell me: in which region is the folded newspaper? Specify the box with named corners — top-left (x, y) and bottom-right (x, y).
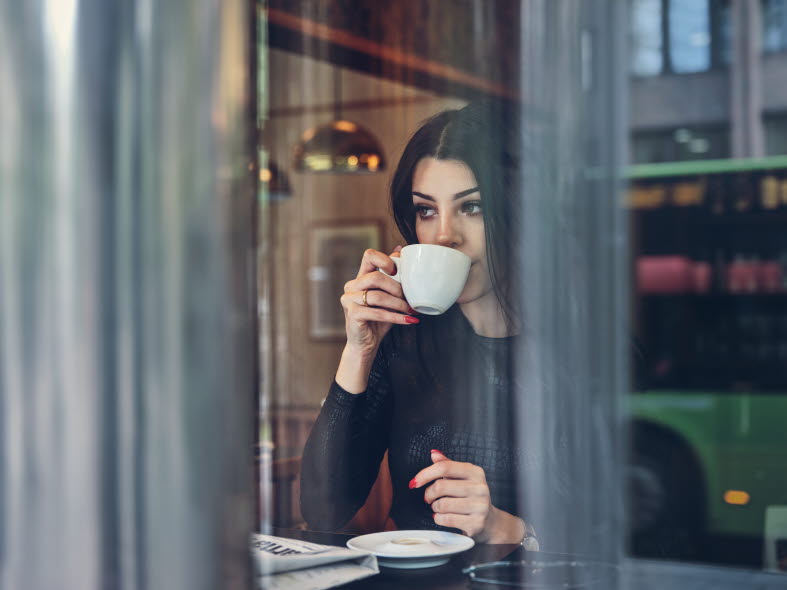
top-left (252, 534), bottom-right (379, 590)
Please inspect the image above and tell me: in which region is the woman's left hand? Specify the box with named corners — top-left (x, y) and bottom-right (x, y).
top-left (410, 450), bottom-right (524, 544)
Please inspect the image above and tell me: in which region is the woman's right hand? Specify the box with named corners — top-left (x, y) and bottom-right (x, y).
top-left (340, 246), bottom-right (419, 359)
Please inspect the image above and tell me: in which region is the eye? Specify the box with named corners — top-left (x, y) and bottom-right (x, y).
top-left (461, 200), bottom-right (482, 215)
top-left (414, 204), bottom-right (436, 219)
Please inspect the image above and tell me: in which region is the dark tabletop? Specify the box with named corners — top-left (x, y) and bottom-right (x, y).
top-left (271, 527), bottom-right (787, 590)
top-left (272, 527), bottom-right (522, 589)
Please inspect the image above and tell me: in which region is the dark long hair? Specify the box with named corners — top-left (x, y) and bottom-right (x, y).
top-left (390, 101), bottom-right (522, 329)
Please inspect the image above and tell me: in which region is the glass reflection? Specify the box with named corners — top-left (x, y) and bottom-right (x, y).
top-left (626, 0), bottom-right (787, 563)
top-left (259, 0), bottom-right (787, 585)
top-left (262, 8), bottom-right (626, 590)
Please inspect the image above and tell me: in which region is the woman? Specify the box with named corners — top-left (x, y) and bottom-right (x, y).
top-left (300, 101), bottom-right (535, 546)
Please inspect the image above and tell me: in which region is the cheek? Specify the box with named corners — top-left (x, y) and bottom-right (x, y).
top-left (414, 219), bottom-right (433, 244)
top-left (469, 217), bottom-right (485, 245)
top-left (469, 260), bottom-right (491, 287)
top-left (470, 223), bottom-right (487, 258)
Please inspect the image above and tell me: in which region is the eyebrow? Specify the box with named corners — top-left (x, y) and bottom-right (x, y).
top-left (412, 187), bottom-right (480, 202)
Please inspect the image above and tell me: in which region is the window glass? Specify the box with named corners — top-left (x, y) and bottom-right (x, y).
top-left (260, 1), bottom-right (627, 584)
top-left (628, 0), bottom-right (787, 576)
top-left (764, 114), bottom-right (787, 154)
top-left (8, 0), bottom-right (787, 586)
top-left (717, 0), bottom-right (733, 65)
top-left (763, 0), bottom-right (787, 52)
top-left (669, 0), bottom-right (711, 73)
top-left (632, 127), bottom-right (730, 164)
top-left (631, 0), bottom-right (664, 76)
top-left (258, 0), bottom-right (787, 585)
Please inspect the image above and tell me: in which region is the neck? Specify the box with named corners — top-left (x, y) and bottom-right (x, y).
top-left (459, 293), bottom-right (513, 338)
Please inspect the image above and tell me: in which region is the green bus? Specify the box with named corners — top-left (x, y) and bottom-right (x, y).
top-left (627, 157), bottom-right (787, 566)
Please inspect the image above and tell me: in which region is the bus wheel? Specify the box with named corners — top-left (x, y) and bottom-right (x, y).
top-left (628, 431), bottom-right (704, 559)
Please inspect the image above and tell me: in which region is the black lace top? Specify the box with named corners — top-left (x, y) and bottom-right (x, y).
top-left (300, 306), bottom-right (521, 533)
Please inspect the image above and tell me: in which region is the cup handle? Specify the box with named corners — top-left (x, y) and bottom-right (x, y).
top-left (379, 257), bottom-right (402, 283)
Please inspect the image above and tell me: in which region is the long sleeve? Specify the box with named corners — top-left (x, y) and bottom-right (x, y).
top-left (299, 349), bottom-right (392, 531)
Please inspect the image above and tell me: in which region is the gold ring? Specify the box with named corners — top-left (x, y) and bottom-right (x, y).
top-left (361, 290), bottom-right (368, 307)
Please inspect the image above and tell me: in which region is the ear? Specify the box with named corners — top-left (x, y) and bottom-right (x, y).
top-left (430, 449), bottom-right (449, 463)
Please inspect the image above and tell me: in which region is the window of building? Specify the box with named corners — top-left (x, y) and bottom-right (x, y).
top-left (763, 0), bottom-right (787, 52)
top-left (630, 0), bottom-right (664, 76)
top-left (718, 0), bottom-right (733, 65)
top-left (764, 113), bottom-right (787, 154)
top-left (669, 0), bottom-right (711, 73)
top-left (632, 126), bottom-right (730, 163)
top-left (630, 0), bottom-right (731, 76)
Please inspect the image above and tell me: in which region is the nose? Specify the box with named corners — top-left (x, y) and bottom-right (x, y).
top-left (435, 214), bottom-right (462, 249)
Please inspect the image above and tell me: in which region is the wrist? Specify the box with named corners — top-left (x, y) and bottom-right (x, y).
top-left (343, 341), bottom-right (378, 364)
top-left (484, 507), bottom-right (524, 545)
top-left (335, 343), bottom-right (378, 394)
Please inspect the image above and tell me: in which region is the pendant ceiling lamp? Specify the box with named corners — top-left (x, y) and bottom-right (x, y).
top-left (293, 67), bottom-right (386, 174)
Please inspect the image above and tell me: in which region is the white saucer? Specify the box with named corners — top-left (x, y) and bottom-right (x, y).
top-left (346, 530), bottom-right (474, 569)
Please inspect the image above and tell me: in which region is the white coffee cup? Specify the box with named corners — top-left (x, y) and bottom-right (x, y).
top-left (381, 244), bottom-right (471, 315)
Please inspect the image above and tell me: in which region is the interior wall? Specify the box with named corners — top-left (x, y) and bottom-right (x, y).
top-left (265, 49), bottom-right (465, 410)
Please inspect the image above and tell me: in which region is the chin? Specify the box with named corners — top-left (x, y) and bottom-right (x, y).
top-left (456, 282), bottom-right (495, 306)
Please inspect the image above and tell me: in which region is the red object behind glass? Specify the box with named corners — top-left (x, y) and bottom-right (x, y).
top-left (637, 256), bottom-right (694, 294)
top-left (760, 261), bottom-right (783, 293)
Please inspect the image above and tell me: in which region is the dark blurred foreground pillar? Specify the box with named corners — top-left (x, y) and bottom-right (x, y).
top-left (0, 1), bottom-right (256, 588)
top-left (516, 0), bottom-right (628, 582)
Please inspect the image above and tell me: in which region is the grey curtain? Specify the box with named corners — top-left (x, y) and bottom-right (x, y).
top-left (0, 1), bottom-right (256, 588)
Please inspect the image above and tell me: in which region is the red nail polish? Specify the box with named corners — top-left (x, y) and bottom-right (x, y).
top-left (430, 449), bottom-right (442, 455)
top-left (408, 478), bottom-right (417, 489)
top-left (404, 316), bottom-right (420, 324)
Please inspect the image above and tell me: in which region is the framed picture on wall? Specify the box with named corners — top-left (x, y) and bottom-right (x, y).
top-left (308, 221), bottom-right (383, 340)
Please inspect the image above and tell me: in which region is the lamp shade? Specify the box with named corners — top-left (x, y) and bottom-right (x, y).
top-left (293, 119), bottom-right (386, 174)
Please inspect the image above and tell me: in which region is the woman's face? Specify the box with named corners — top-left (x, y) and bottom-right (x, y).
top-left (411, 157), bottom-right (494, 306)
